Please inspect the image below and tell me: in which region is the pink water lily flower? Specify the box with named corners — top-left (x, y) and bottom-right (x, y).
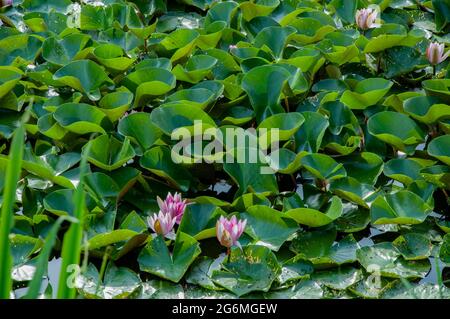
top-left (216, 215), bottom-right (247, 249)
top-left (1, 0), bottom-right (12, 7)
top-left (355, 8), bottom-right (379, 30)
top-left (426, 42), bottom-right (450, 65)
top-left (147, 211), bottom-right (177, 237)
top-left (157, 192), bottom-right (188, 224)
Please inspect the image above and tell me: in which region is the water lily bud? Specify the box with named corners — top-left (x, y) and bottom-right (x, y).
top-left (426, 42), bottom-right (450, 65)
top-left (355, 8), bottom-right (378, 30)
top-left (216, 215), bottom-right (247, 248)
top-left (148, 211), bottom-right (177, 236)
top-left (157, 192), bottom-right (188, 224)
top-left (1, 0), bottom-right (12, 7)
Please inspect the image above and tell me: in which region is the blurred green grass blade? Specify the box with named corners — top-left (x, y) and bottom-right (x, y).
top-left (0, 125), bottom-right (25, 299)
top-left (25, 215), bottom-right (76, 299)
top-left (57, 143), bottom-right (91, 299)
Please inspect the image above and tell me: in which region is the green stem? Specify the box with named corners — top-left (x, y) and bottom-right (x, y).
top-left (96, 246), bottom-right (112, 295)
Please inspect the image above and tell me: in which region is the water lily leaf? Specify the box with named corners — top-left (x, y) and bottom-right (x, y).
top-left (186, 256), bottom-right (225, 290)
top-left (428, 135), bottom-right (450, 166)
top-left (300, 153), bottom-right (347, 181)
top-left (138, 232), bottom-right (201, 283)
top-left (140, 280), bottom-right (186, 299)
top-left (37, 113), bottom-right (67, 140)
top-left (53, 103), bottom-right (113, 135)
top-left (420, 165), bottom-right (450, 190)
top-left (84, 172), bottom-right (120, 206)
top-left (140, 146), bottom-right (193, 192)
top-left (10, 234), bottom-right (43, 282)
top-left (231, 193), bottom-right (271, 211)
top-left (211, 245), bottom-right (280, 297)
top-left (335, 203), bottom-right (371, 233)
top-left (257, 113), bottom-right (305, 146)
top-left (223, 147), bottom-right (279, 198)
top-left (370, 190), bottom-right (432, 225)
top-left (53, 60), bottom-right (113, 101)
top-left (242, 64), bottom-right (291, 123)
top-left (172, 55), bottom-right (218, 84)
top-left (178, 203), bottom-right (223, 239)
top-left (383, 158), bottom-right (424, 185)
top-left (404, 95), bottom-right (450, 124)
top-left (43, 189), bottom-right (95, 217)
top-left (364, 24), bottom-right (422, 53)
top-left (0, 67), bottom-right (23, 100)
top-left (0, 34), bottom-right (42, 66)
top-left (277, 256), bottom-right (314, 286)
top-left (432, 0), bottom-right (450, 31)
top-left (92, 43), bottom-right (136, 73)
top-left (83, 135), bottom-right (136, 171)
top-left (294, 111), bottom-right (329, 153)
top-left (357, 242), bottom-right (431, 279)
top-left (76, 263), bottom-right (140, 299)
top-left (42, 34), bottom-right (90, 66)
top-left (340, 152), bottom-right (384, 185)
top-left (165, 88), bottom-right (215, 109)
top-left (422, 79), bottom-right (450, 103)
top-left (240, 205), bottom-right (298, 251)
top-left (329, 0), bottom-right (357, 23)
top-left (340, 78), bottom-right (393, 110)
top-left (367, 111), bottom-right (426, 154)
top-left (285, 196), bottom-right (343, 227)
top-left (290, 226), bottom-right (337, 260)
top-left (440, 233), bottom-right (450, 263)
top-left (118, 112), bottom-right (162, 153)
top-left (330, 177), bottom-right (376, 208)
top-left (392, 233), bottom-right (433, 261)
top-left (150, 104), bottom-right (216, 135)
top-left (98, 91), bottom-right (133, 122)
top-left (265, 279), bottom-right (323, 299)
top-left (313, 266), bottom-right (362, 290)
top-left (123, 67), bottom-right (176, 107)
top-left (253, 26), bottom-right (296, 59)
top-left (88, 229), bottom-right (140, 251)
top-left (289, 18), bottom-right (335, 44)
top-left (266, 148), bottom-right (303, 174)
top-left (239, 0), bottom-right (280, 21)
top-left (221, 106), bottom-right (254, 126)
top-left (381, 282), bottom-right (450, 299)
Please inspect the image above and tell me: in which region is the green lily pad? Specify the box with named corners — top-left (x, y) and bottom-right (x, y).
top-left (138, 232), bottom-right (201, 283)
top-left (117, 112), bottom-right (162, 153)
top-left (140, 146), bottom-right (193, 192)
top-left (404, 95), bottom-right (450, 124)
top-left (392, 233), bottom-right (433, 261)
top-left (53, 60), bottom-right (113, 101)
top-left (383, 158), bottom-right (424, 186)
top-left (76, 263), bottom-right (141, 299)
top-left (83, 135), bottom-right (136, 171)
top-left (300, 153), bottom-right (347, 181)
top-left (428, 135), bottom-right (450, 166)
top-left (357, 242), bottom-right (431, 279)
top-left (285, 196), bottom-right (343, 227)
top-left (53, 103), bottom-right (113, 135)
top-left (211, 245), bottom-right (281, 297)
top-left (240, 205), bottom-right (298, 251)
top-left (241, 64), bottom-right (291, 123)
top-left (172, 55), bottom-right (218, 84)
top-left (340, 78), bottom-right (393, 110)
top-left (98, 91), bottom-right (133, 122)
top-left (367, 111), bottom-right (426, 154)
top-left (0, 66), bottom-right (23, 100)
top-left (370, 190), bottom-right (432, 225)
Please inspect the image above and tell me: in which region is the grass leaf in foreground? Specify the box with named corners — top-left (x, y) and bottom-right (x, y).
top-left (0, 125), bottom-right (25, 299)
top-left (57, 143), bottom-right (91, 299)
